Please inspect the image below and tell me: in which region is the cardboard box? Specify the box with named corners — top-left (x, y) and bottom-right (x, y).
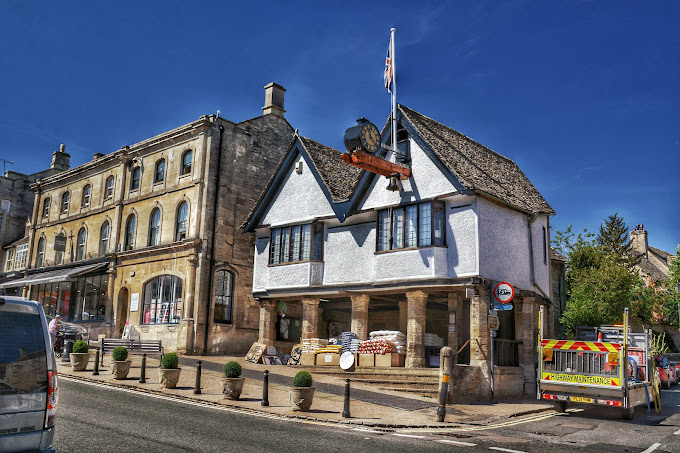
top-left (375, 353), bottom-right (405, 367)
top-left (300, 353), bottom-right (316, 366)
top-left (358, 353), bottom-right (375, 367)
top-left (316, 353), bottom-right (340, 366)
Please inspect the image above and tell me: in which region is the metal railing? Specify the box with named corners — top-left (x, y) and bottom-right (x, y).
top-left (493, 339), bottom-right (522, 367)
top-left (542, 349), bottom-right (619, 377)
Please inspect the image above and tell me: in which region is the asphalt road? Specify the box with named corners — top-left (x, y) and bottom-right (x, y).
top-left (53, 378), bottom-right (680, 453)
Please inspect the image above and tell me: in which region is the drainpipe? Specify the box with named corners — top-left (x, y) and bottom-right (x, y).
top-left (203, 121), bottom-right (224, 354)
top-left (527, 213), bottom-right (548, 299)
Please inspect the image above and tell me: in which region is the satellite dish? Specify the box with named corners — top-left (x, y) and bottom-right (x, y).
top-left (339, 351), bottom-right (356, 371)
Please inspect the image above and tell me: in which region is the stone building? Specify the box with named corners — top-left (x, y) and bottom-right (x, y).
top-left (242, 104), bottom-right (555, 399)
top-left (0, 83), bottom-right (294, 354)
top-left (630, 224), bottom-right (675, 285)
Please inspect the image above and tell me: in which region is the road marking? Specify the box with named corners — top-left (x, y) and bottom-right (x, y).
top-left (675, 429), bottom-right (680, 435)
top-left (489, 447), bottom-right (528, 453)
top-left (640, 443), bottom-right (662, 453)
top-left (391, 433), bottom-right (426, 439)
top-left (437, 439), bottom-right (477, 446)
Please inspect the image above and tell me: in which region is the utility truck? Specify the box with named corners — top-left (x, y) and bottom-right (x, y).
top-left (537, 308), bottom-right (657, 419)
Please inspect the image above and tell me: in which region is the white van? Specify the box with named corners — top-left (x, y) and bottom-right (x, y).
top-left (0, 297), bottom-right (58, 453)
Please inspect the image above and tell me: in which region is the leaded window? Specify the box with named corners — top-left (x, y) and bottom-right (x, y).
top-left (377, 201), bottom-right (446, 252)
top-left (214, 269), bottom-right (233, 323)
top-left (269, 222), bottom-right (323, 265)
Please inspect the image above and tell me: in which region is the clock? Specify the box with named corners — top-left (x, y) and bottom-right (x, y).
top-left (360, 122), bottom-right (381, 153)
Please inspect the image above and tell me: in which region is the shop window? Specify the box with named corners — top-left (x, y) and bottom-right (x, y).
top-left (377, 201), bottom-right (446, 252)
top-left (130, 167), bottom-right (141, 191)
top-left (181, 150), bottom-right (193, 175)
top-left (61, 191), bottom-right (70, 214)
top-left (100, 221), bottom-right (110, 256)
top-left (104, 176), bottom-right (115, 200)
top-left (149, 208), bottom-right (161, 246)
top-left (36, 238), bottom-right (45, 267)
top-left (269, 222), bottom-right (323, 265)
top-left (76, 228), bottom-right (87, 261)
top-left (142, 275), bottom-right (183, 324)
top-left (213, 269), bottom-right (233, 323)
top-left (124, 214), bottom-right (136, 251)
top-left (175, 202), bottom-right (188, 241)
top-left (81, 184), bottom-right (91, 207)
top-left (154, 159), bottom-right (165, 183)
top-left (42, 197), bottom-right (51, 218)
top-left (276, 316), bottom-right (302, 341)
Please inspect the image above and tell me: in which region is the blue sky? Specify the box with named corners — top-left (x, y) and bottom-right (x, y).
top-left (1, 1), bottom-right (678, 253)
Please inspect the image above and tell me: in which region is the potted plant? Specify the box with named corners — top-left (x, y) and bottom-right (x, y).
top-left (111, 346), bottom-right (131, 380)
top-left (289, 370), bottom-right (314, 411)
top-left (220, 361), bottom-right (245, 400)
top-left (158, 353), bottom-right (181, 388)
top-left (70, 340), bottom-right (90, 371)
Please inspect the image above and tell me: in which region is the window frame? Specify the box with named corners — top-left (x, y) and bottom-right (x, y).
top-left (376, 200), bottom-right (446, 253)
top-left (100, 221), bottom-right (110, 256)
top-left (141, 275), bottom-right (183, 325)
top-left (36, 237), bottom-right (45, 267)
top-left (175, 202), bottom-right (188, 242)
top-left (76, 228), bottom-right (87, 261)
top-left (124, 214), bottom-right (136, 251)
top-left (148, 208), bottom-right (161, 246)
top-left (268, 222), bottom-right (323, 265)
top-left (213, 269), bottom-right (234, 324)
top-left (42, 197), bottom-right (51, 218)
top-left (61, 191), bottom-right (70, 214)
top-left (180, 150), bottom-right (193, 176)
top-left (154, 159), bottom-right (165, 184)
top-left (15, 244), bottom-right (28, 269)
top-left (129, 167), bottom-right (141, 192)
top-left (81, 184), bottom-right (91, 208)
top-left (104, 176), bottom-right (115, 200)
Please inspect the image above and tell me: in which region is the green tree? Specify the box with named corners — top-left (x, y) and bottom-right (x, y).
top-left (596, 213), bottom-right (640, 269)
top-left (664, 245), bottom-right (680, 327)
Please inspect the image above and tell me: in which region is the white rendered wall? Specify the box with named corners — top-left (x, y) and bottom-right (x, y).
top-left (323, 222), bottom-right (376, 284)
top-left (446, 197), bottom-right (478, 277)
top-left (261, 154), bottom-right (335, 226)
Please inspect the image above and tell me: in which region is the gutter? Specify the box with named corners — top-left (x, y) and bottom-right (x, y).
top-left (527, 213), bottom-right (548, 299)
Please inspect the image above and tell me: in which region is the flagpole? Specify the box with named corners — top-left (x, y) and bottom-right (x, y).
top-left (390, 27), bottom-right (397, 156)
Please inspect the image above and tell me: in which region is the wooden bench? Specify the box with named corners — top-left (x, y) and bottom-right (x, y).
top-left (99, 338), bottom-right (163, 366)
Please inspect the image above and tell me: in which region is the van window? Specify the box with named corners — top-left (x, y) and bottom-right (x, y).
top-left (0, 311), bottom-right (47, 393)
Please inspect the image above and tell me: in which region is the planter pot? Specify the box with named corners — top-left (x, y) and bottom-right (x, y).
top-left (220, 377), bottom-right (245, 400)
top-left (289, 387), bottom-right (315, 411)
top-left (111, 360), bottom-right (132, 380)
top-left (158, 368), bottom-right (181, 388)
top-left (70, 352), bottom-right (89, 371)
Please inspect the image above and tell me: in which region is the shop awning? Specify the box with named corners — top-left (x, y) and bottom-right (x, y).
top-left (0, 262), bottom-right (108, 289)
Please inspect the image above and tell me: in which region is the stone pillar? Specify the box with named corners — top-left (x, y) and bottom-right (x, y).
top-left (185, 254), bottom-right (198, 319)
top-left (350, 294), bottom-right (370, 340)
top-left (405, 290), bottom-right (427, 368)
top-left (398, 301), bottom-right (408, 334)
top-left (518, 296), bottom-right (540, 396)
top-left (469, 285), bottom-right (492, 400)
top-left (447, 292), bottom-right (461, 355)
top-left (301, 297), bottom-right (320, 340)
top-left (258, 300), bottom-right (277, 345)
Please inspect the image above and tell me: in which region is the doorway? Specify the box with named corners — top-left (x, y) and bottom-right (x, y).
top-left (116, 288), bottom-right (129, 338)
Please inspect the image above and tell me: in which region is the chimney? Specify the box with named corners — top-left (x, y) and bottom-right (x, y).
top-left (262, 82), bottom-right (286, 118)
top-left (51, 144), bottom-right (71, 171)
top-left (93, 152), bottom-right (104, 160)
top-left (630, 224), bottom-right (648, 256)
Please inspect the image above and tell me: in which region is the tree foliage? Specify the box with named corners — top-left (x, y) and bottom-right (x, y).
top-left (596, 213), bottom-right (640, 269)
top-left (664, 244), bottom-right (680, 327)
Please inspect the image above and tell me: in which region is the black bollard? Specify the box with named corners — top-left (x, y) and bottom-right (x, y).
top-left (61, 340), bottom-right (73, 363)
top-left (342, 378), bottom-right (351, 418)
top-left (93, 348), bottom-right (100, 375)
top-left (261, 370), bottom-right (269, 406)
top-left (194, 361), bottom-right (202, 394)
top-left (437, 372), bottom-right (449, 422)
top-left (139, 353), bottom-right (147, 384)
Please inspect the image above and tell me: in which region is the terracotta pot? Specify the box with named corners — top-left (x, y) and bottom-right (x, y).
top-left (111, 360), bottom-right (132, 379)
top-left (289, 387), bottom-right (315, 411)
top-left (158, 368), bottom-right (181, 388)
top-left (220, 377), bottom-right (245, 400)
top-left (70, 352), bottom-right (89, 371)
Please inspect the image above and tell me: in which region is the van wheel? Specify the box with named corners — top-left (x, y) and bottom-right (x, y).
top-left (554, 401), bottom-right (567, 413)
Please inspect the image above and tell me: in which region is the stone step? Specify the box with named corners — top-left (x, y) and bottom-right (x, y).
top-left (341, 378), bottom-right (438, 387)
top-left (378, 386), bottom-right (439, 397)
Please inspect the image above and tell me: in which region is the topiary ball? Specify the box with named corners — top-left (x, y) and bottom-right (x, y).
top-left (112, 346), bottom-right (128, 361)
top-left (224, 361), bottom-right (242, 378)
top-left (72, 340), bottom-right (89, 354)
top-left (161, 353), bottom-right (179, 369)
top-left (293, 370), bottom-right (312, 388)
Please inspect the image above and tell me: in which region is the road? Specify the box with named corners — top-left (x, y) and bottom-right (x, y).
top-left (54, 378), bottom-right (680, 453)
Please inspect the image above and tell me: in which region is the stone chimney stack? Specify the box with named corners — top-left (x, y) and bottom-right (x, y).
top-left (630, 224), bottom-right (648, 256)
top-left (262, 82), bottom-right (286, 118)
top-left (51, 144), bottom-right (71, 171)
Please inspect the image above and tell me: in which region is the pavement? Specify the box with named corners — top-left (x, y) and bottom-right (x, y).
top-left (56, 351), bottom-right (553, 429)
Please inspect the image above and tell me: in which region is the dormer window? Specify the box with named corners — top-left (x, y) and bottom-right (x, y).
top-left (377, 201), bottom-right (445, 252)
top-left (269, 222), bottom-right (323, 265)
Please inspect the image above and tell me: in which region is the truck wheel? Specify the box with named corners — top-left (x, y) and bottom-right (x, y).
top-left (554, 401), bottom-right (567, 413)
top-left (622, 406), bottom-right (635, 420)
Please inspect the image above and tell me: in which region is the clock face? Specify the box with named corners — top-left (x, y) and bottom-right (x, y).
top-left (360, 123), bottom-right (381, 153)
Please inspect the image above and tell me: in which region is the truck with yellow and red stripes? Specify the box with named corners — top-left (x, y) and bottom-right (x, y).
top-left (537, 308), bottom-right (655, 419)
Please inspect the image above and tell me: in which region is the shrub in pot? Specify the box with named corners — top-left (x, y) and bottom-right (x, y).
top-left (70, 340), bottom-right (90, 371)
top-left (111, 346), bottom-right (132, 380)
top-left (289, 370), bottom-right (314, 411)
top-left (158, 353), bottom-right (181, 388)
top-left (220, 361), bottom-right (245, 400)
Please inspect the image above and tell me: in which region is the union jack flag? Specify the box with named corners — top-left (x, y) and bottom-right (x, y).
top-left (384, 36), bottom-right (393, 92)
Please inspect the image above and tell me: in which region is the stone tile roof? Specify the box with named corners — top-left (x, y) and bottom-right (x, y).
top-left (298, 136), bottom-right (363, 203)
top-left (399, 105), bottom-right (554, 215)
top-left (649, 246), bottom-right (673, 264)
top-left (637, 255), bottom-right (668, 282)
top-left (550, 247), bottom-right (567, 262)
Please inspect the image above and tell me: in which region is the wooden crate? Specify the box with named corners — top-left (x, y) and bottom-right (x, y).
top-left (375, 353), bottom-right (405, 367)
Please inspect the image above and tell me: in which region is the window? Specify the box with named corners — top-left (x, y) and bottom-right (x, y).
top-left (14, 244), bottom-right (28, 269)
top-left (148, 208), bottom-right (161, 246)
top-left (269, 222), bottom-right (323, 265)
top-left (214, 269), bottom-right (233, 323)
top-left (42, 197), bottom-right (51, 218)
top-left (76, 228), bottom-right (87, 261)
top-left (154, 159), bottom-right (165, 183)
top-left (142, 275), bottom-right (183, 324)
top-left (130, 167), bottom-right (140, 191)
top-left (54, 248), bottom-right (63, 266)
top-left (104, 176), bottom-right (115, 200)
top-left (36, 238), bottom-right (45, 267)
top-left (181, 150), bottom-right (193, 175)
top-left (377, 201), bottom-right (446, 252)
top-left (100, 221), bottom-right (110, 256)
top-left (61, 192), bottom-right (70, 213)
top-left (5, 249), bottom-right (14, 271)
top-left (81, 184), bottom-right (91, 207)
top-left (124, 215), bottom-right (136, 251)
top-left (175, 202), bottom-right (188, 241)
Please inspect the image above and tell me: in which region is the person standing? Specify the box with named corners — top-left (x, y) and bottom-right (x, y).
top-left (48, 314), bottom-right (61, 345)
